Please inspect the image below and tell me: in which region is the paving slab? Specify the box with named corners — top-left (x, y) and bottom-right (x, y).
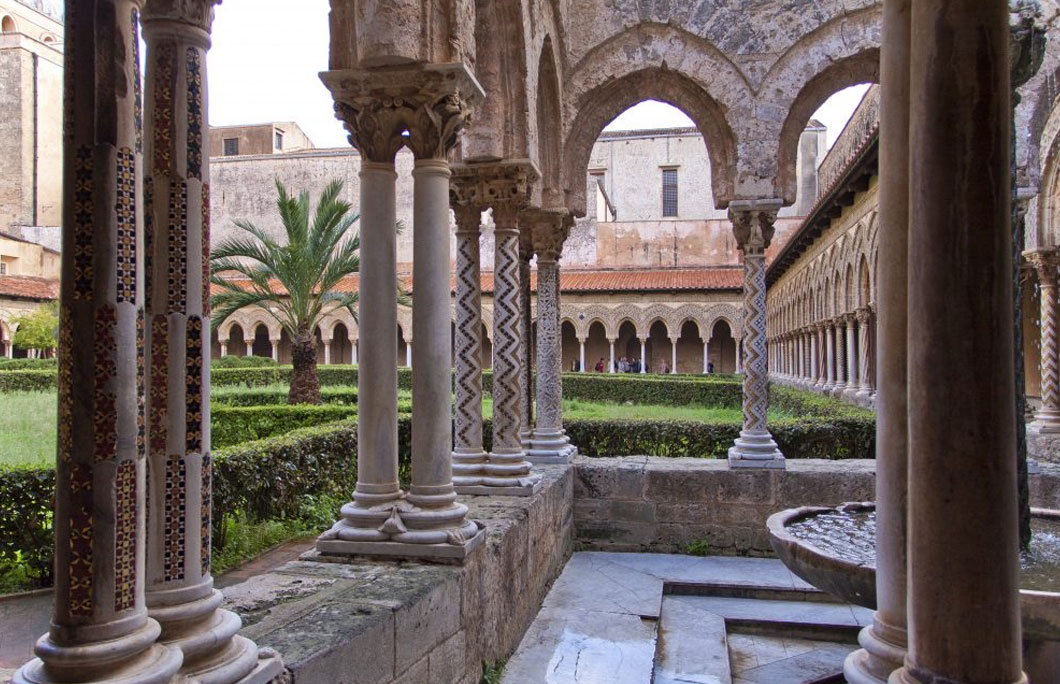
top-left (654, 596), bottom-right (731, 684)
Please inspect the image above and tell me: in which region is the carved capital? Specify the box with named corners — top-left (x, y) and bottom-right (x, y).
top-left (142, 0), bottom-right (220, 35)
top-left (322, 63), bottom-right (484, 163)
top-left (453, 204), bottom-right (483, 235)
top-left (855, 307), bottom-right (873, 325)
top-left (1025, 248), bottom-right (1060, 285)
top-left (450, 160), bottom-right (539, 209)
top-left (523, 208), bottom-right (573, 261)
top-left (728, 198), bottom-right (783, 254)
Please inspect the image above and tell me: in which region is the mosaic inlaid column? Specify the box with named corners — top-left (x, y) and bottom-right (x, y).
top-left (488, 202), bottom-right (540, 493)
top-left (1026, 248), bottom-right (1060, 431)
top-left (518, 233), bottom-right (534, 449)
top-left (318, 65), bottom-right (486, 560)
top-left (727, 200), bottom-right (784, 469)
top-left (449, 203), bottom-right (487, 489)
top-left (142, 4), bottom-right (282, 681)
top-left (894, 0), bottom-right (1025, 680)
top-left (15, 4), bottom-right (186, 684)
top-left (529, 210), bottom-right (577, 464)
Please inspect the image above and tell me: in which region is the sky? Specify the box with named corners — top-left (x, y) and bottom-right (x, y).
top-left (207, 0), bottom-right (869, 150)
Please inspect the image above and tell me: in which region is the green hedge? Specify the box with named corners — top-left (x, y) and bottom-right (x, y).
top-left (0, 466), bottom-right (55, 588)
top-left (0, 369), bottom-right (56, 392)
top-left (211, 355), bottom-right (278, 368)
top-left (560, 373), bottom-right (743, 409)
top-left (213, 387), bottom-right (359, 407)
top-left (212, 405), bottom-right (357, 448)
top-left (0, 358), bottom-right (56, 370)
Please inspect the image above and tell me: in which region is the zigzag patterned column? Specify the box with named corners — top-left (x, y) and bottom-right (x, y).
top-left (1027, 248), bottom-right (1060, 431)
top-left (141, 4), bottom-right (280, 681)
top-left (518, 233), bottom-right (535, 449)
top-left (450, 204), bottom-right (487, 488)
top-left (728, 201), bottom-right (784, 469)
top-left (14, 4), bottom-right (186, 684)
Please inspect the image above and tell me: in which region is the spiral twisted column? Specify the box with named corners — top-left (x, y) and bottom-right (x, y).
top-left (843, 313), bottom-right (859, 403)
top-left (727, 200), bottom-right (784, 470)
top-left (855, 308), bottom-right (874, 405)
top-left (140, 3), bottom-right (281, 681)
top-left (1026, 248), bottom-right (1060, 432)
top-left (15, 4), bottom-right (186, 684)
top-left (833, 317), bottom-right (847, 396)
top-left (317, 63), bottom-right (486, 560)
top-left (527, 209), bottom-right (578, 463)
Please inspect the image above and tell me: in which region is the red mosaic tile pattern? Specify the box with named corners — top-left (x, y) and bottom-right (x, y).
top-left (68, 464), bottom-right (94, 616)
top-left (136, 310), bottom-right (145, 459)
top-left (116, 148), bottom-right (137, 303)
top-left (150, 315), bottom-right (169, 459)
top-left (164, 455), bottom-right (186, 582)
top-left (201, 453), bottom-right (211, 576)
top-left (144, 178), bottom-right (154, 299)
top-left (72, 147), bottom-right (94, 299)
top-left (152, 42), bottom-right (175, 174)
top-left (57, 306), bottom-right (73, 463)
top-left (131, 9), bottom-right (142, 153)
top-left (168, 180), bottom-right (187, 314)
top-left (186, 48), bottom-right (203, 180)
top-left (93, 306), bottom-right (117, 464)
top-left (202, 183), bottom-right (211, 317)
top-left (114, 459), bottom-right (137, 611)
top-left (186, 316), bottom-right (203, 453)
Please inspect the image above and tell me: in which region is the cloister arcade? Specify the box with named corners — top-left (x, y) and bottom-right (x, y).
top-left (14, 1), bottom-right (1051, 684)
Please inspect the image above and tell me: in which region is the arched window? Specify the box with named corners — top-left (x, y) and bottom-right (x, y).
top-left (42, 34), bottom-right (55, 44)
top-left (1, 16), bottom-right (17, 33)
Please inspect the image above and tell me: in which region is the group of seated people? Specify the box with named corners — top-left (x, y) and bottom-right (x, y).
top-left (576, 356), bottom-right (667, 373)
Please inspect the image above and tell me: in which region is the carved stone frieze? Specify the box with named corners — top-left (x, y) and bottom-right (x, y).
top-left (142, 0), bottom-right (220, 32)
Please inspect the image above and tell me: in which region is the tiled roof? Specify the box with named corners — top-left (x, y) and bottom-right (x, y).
top-left (0, 275), bottom-right (60, 301)
top-left (212, 267), bottom-right (744, 297)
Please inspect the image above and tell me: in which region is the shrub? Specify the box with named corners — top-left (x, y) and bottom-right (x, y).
top-left (0, 358), bottom-right (56, 370)
top-left (560, 373), bottom-right (743, 408)
top-left (212, 355), bottom-right (278, 368)
top-left (0, 466), bottom-right (55, 588)
top-left (212, 404), bottom-right (357, 448)
top-left (0, 369), bottom-right (56, 392)
top-left (213, 386), bottom-right (359, 407)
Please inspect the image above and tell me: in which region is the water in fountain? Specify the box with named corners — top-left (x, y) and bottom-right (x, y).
top-left (786, 509), bottom-right (876, 566)
top-left (1021, 517), bottom-right (1060, 592)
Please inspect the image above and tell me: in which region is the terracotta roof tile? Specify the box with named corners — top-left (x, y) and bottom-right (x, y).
top-left (0, 275), bottom-right (59, 301)
top-left (212, 267), bottom-right (743, 296)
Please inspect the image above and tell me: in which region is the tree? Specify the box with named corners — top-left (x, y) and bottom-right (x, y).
top-left (210, 179), bottom-right (362, 404)
top-left (12, 302), bottom-right (58, 355)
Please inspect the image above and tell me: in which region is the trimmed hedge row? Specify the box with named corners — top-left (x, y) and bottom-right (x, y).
top-left (0, 358), bottom-right (56, 370)
top-left (211, 355), bottom-right (278, 368)
top-left (0, 369), bottom-right (56, 392)
top-left (212, 405), bottom-right (357, 448)
top-left (560, 373), bottom-right (743, 409)
top-left (0, 466), bottom-right (55, 587)
top-left (213, 387), bottom-right (359, 407)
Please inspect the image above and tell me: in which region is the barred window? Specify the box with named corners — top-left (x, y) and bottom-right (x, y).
top-left (662, 168), bottom-right (678, 217)
top-left (274, 131), bottom-right (284, 150)
top-left (223, 138), bottom-right (239, 156)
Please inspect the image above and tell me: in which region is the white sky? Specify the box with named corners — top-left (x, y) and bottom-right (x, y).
top-left (207, 0), bottom-right (870, 150)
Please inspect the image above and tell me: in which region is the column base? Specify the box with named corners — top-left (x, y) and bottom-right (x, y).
top-left (855, 388), bottom-right (874, 407)
top-left (15, 620), bottom-right (183, 684)
top-left (455, 479), bottom-right (543, 497)
top-left (312, 519), bottom-right (486, 563)
top-left (842, 387), bottom-right (861, 404)
top-left (527, 428), bottom-right (578, 464)
top-left (843, 624), bottom-right (907, 684)
top-left (520, 429), bottom-right (534, 450)
top-left (452, 448), bottom-right (488, 488)
top-left (1029, 408), bottom-right (1060, 434)
top-left (728, 429), bottom-right (785, 470)
top-left (888, 668), bottom-right (1027, 684)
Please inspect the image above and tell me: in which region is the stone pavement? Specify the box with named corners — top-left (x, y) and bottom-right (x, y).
top-left (501, 552), bottom-right (872, 684)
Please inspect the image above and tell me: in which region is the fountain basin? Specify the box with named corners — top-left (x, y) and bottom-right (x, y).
top-left (766, 503), bottom-right (1060, 640)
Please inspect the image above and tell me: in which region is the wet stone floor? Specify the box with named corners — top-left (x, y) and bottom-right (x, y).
top-left (502, 552), bottom-right (871, 684)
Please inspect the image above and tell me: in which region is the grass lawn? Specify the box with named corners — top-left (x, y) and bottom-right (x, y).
top-left (0, 391), bottom-right (56, 468)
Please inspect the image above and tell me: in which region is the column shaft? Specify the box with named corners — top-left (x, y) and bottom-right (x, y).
top-left (825, 323), bottom-right (836, 389)
top-left (16, 3), bottom-right (185, 684)
top-left (834, 319), bottom-right (847, 393)
top-left (897, 0), bottom-right (1024, 680)
top-left (844, 317), bottom-right (858, 400)
top-left (530, 252), bottom-right (574, 462)
top-left (452, 206), bottom-right (487, 486)
top-left (518, 249), bottom-right (533, 448)
top-left (1027, 251), bottom-right (1060, 430)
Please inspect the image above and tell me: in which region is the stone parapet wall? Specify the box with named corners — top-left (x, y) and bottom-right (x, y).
top-left (226, 464), bottom-right (573, 684)
top-left (574, 457), bottom-right (1060, 555)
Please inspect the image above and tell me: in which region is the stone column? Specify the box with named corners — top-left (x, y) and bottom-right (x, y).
top-left (140, 3), bottom-right (281, 682)
top-left (824, 321), bottom-right (836, 391)
top-left (640, 339), bottom-right (647, 373)
top-left (608, 338), bottom-right (616, 372)
top-left (1026, 248), bottom-right (1060, 431)
top-left (405, 341), bottom-right (412, 368)
top-left (703, 338), bottom-right (710, 373)
top-left (452, 161), bottom-right (540, 495)
top-left (728, 200), bottom-right (784, 469)
top-left (323, 340), bottom-right (331, 365)
top-left (893, 0), bottom-right (1025, 681)
top-left (834, 317), bottom-right (847, 396)
top-left (579, 338), bottom-right (586, 372)
top-left (809, 327), bottom-right (818, 390)
top-left (528, 210), bottom-right (576, 464)
top-left (518, 234), bottom-right (534, 449)
top-left (843, 315), bottom-right (859, 402)
top-left (15, 4), bottom-right (187, 684)
top-left (670, 337), bottom-right (678, 374)
top-left (736, 341), bottom-right (743, 374)
top-left (243, 339), bottom-right (251, 357)
top-left (219, 341), bottom-right (227, 357)
top-left (350, 338), bottom-right (358, 365)
top-left (855, 308), bottom-right (874, 405)
top-left (270, 337), bottom-right (279, 362)
top-left (318, 64), bottom-right (484, 560)
top-left (449, 203), bottom-right (487, 490)
top-left (845, 18), bottom-right (911, 684)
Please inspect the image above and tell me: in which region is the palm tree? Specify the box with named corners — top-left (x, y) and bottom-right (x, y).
top-left (210, 179), bottom-right (361, 404)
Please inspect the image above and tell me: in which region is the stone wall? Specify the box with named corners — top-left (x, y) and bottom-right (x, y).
top-left (227, 464), bottom-right (573, 684)
top-left (573, 456), bottom-right (1060, 556)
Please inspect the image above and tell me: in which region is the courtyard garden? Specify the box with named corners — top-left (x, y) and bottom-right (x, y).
top-left (0, 358), bottom-right (874, 594)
